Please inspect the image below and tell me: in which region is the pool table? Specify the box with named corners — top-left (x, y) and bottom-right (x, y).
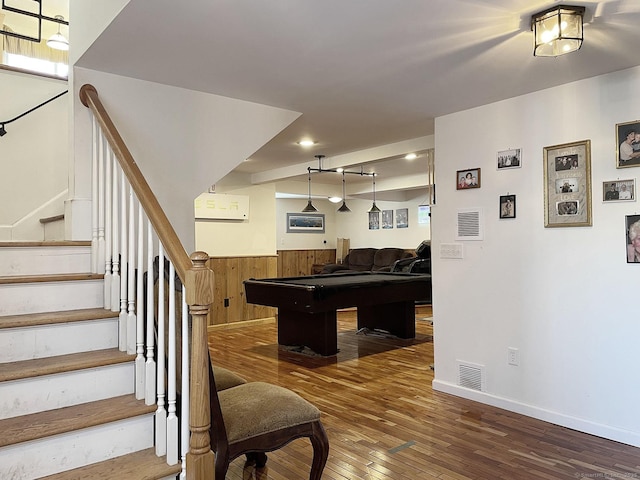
top-left (244, 271), bottom-right (431, 356)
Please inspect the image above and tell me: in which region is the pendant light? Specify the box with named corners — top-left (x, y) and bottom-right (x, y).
top-left (368, 173), bottom-right (380, 213)
top-left (302, 167), bottom-right (317, 212)
top-left (47, 15), bottom-right (69, 51)
top-left (337, 171), bottom-right (351, 212)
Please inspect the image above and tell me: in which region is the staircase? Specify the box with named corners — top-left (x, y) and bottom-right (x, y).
top-left (0, 242), bottom-right (181, 479)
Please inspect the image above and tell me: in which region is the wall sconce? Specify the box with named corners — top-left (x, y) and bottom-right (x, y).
top-left (368, 173), bottom-right (380, 213)
top-left (302, 167), bottom-right (317, 212)
top-left (531, 5), bottom-right (585, 57)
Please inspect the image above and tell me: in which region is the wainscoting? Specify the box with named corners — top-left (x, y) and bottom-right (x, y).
top-left (206, 249), bottom-right (336, 326)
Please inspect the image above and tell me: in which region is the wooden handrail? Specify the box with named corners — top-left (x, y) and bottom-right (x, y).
top-left (79, 84), bottom-right (191, 280)
top-left (79, 84), bottom-right (214, 478)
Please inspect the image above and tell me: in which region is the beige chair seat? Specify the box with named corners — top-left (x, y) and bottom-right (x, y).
top-left (213, 366), bottom-right (246, 391)
top-left (219, 382), bottom-right (321, 444)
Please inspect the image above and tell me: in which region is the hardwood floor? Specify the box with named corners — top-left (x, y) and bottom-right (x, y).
top-left (208, 307), bottom-right (640, 479)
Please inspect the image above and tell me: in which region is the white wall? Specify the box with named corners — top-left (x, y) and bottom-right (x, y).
top-left (334, 197), bottom-right (430, 250)
top-left (276, 198), bottom-right (338, 250)
top-left (195, 183), bottom-right (277, 257)
top-left (431, 66), bottom-right (640, 446)
top-left (0, 70), bottom-right (68, 240)
top-left (70, 67), bottom-right (300, 250)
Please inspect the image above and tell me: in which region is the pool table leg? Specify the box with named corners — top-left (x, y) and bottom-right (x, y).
top-left (276, 308), bottom-right (339, 356)
top-left (357, 301), bottom-right (416, 338)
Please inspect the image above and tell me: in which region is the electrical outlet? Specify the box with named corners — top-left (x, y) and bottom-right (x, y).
top-left (508, 347), bottom-right (519, 366)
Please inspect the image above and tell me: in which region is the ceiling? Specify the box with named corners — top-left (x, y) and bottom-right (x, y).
top-left (76, 0), bottom-right (640, 193)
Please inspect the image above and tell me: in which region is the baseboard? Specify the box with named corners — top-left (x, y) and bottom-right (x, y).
top-left (432, 379), bottom-right (640, 448)
top-left (208, 317), bottom-right (276, 332)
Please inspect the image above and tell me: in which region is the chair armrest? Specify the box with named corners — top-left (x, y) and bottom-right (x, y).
top-left (321, 263), bottom-right (350, 274)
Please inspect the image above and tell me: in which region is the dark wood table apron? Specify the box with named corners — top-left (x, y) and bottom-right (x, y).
top-left (244, 272), bottom-right (432, 356)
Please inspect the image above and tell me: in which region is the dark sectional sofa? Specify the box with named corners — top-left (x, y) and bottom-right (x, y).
top-left (321, 247), bottom-right (412, 274)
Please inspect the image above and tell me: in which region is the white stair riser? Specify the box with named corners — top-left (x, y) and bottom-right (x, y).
top-left (0, 280), bottom-right (103, 315)
top-left (0, 318), bottom-right (119, 362)
top-left (0, 363), bottom-right (134, 420)
top-left (0, 414), bottom-right (154, 479)
top-left (0, 246), bottom-right (91, 276)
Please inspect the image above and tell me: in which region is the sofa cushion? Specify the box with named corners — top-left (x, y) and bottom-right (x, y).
top-left (345, 248), bottom-right (377, 271)
top-left (372, 248), bottom-right (411, 271)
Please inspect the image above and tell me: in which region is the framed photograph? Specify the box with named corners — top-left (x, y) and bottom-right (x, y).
top-left (499, 195), bottom-right (516, 219)
top-left (543, 140), bottom-right (592, 227)
top-left (626, 214), bottom-right (640, 263)
top-left (603, 179), bottom-right (636, 202)
top-left (382, 210), bottom-right (393, 229)
top-left (456, 168), bottom-right (481, 189)
top-left (497, 148), bottom-right (521, 170)
top-left (396, 208), bottom-right (408, 228)
top-left (616, 120), bottom-right (640, 168)
top-left (286, 213), bottom-right (325, 233)
top-left (368, 211), bottom-right (380, 230)
top-left (417, 205), bottom-right (431, 224)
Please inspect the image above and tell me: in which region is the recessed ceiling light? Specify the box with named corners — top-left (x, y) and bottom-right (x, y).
top-left (405, 153), bottom-right (417, 160)
top-left (297, 139), bottom-right (316, 147)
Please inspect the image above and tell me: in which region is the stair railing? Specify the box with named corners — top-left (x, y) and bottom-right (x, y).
top-left (80, 84), bottom-right (214, 479)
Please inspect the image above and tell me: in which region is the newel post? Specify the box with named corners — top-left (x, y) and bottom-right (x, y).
top-left (185, 251), bottom-right (214, 480)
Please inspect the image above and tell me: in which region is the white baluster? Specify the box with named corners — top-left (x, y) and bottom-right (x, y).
top-left (90, 114), bottom-right (99, 273)
top-left (180, 284), bottom-right (189, 479)
top-left (167, 262), bottom-right (178, 465)
top-left (103, 141), bottom-right (112, 309)
top-left (127, 191), bottom-right (137, 355)
top-left (135, 204), bottom-right (146, 400)
top-left (145, 223), bottom-right (157, 405)
top-left (111, 162), bottom-right (120, 313)
top-left (156, 244), bottom-right (167, 455)
top-left (96, 128), bottom-right (105, 276)
top-left (119, 175), bottom-right (128, 351)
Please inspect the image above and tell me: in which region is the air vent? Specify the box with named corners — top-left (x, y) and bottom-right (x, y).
top-left (458, 361), bottom-right (485, 391)
top-left (456, 208), bottom-right (483, 241)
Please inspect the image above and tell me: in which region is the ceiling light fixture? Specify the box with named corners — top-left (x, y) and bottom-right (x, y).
top-left (337, 172), bottom-right (351, 212)
top-left (47, 15), bottom-right (69, 51)
top-left (328, 196), bottom-right (342, 204)
top-left (368, 173), bottom-right (380, 213)
top-left (302, 166), bottom-right (318, 212)
top-left (405, 153), bottom-right (417, 160)
top-left (297, 139), bottom-right (316, 147)
top-left (531, 5), bottom-right (585, 57)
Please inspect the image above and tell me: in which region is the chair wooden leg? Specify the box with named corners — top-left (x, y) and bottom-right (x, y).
top-left (214, 447), bottom-right (231, 480)
top-left (309, 421), bottom-right (329, 480)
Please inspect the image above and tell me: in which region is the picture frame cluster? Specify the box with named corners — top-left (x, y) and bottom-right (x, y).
top-left (453, 122), bottom-right (638, 263)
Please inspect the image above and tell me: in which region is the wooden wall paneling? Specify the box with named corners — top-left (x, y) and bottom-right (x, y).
top-left (207, 256), bottom-right (277, 326)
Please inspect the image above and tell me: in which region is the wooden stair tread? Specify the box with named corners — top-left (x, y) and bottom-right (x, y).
top-left (0, 394), bottom-right (156, 448)
top-left (0, 241), bottom-right (91, 247)
top-left (0, 348), bottom-right (134, 382)
top-left (39, 448), bottom-right (182, 480)
top-left (0, 273), bottom-right (103, 284)
top-left (0, 308), bottom-right (118, 329)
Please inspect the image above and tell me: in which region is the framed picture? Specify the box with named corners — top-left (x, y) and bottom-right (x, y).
top-left (396, 208), bottom-right (408, 228)
top-left (368, 211), bottom-right (380, 230)
top-left (457, 168), bottom-right (481, 189)
top-left (499, 194), bottom-right (516, 219)
top-left (497, 148), bottom-right (522, 170)
top-left (603, 179), bottom-right (636, 202)
top-left (286, 213), bottom-right (325, 233)
top-left (626, 214), bottom-right (640, 263)
top-left (382, 210), bottom-right (393, 229)
top-left (543, 140), bottom-right (592, 227)
top-left (616, 120), bottom-right (640, 168)
top-left (417, 205), bottom-right (431, 224)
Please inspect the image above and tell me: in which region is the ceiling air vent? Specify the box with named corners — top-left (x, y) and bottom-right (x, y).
top-left (456, 208), bottom-right (483, 241)
top-left (458, 361), bottom-right (485, 391)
